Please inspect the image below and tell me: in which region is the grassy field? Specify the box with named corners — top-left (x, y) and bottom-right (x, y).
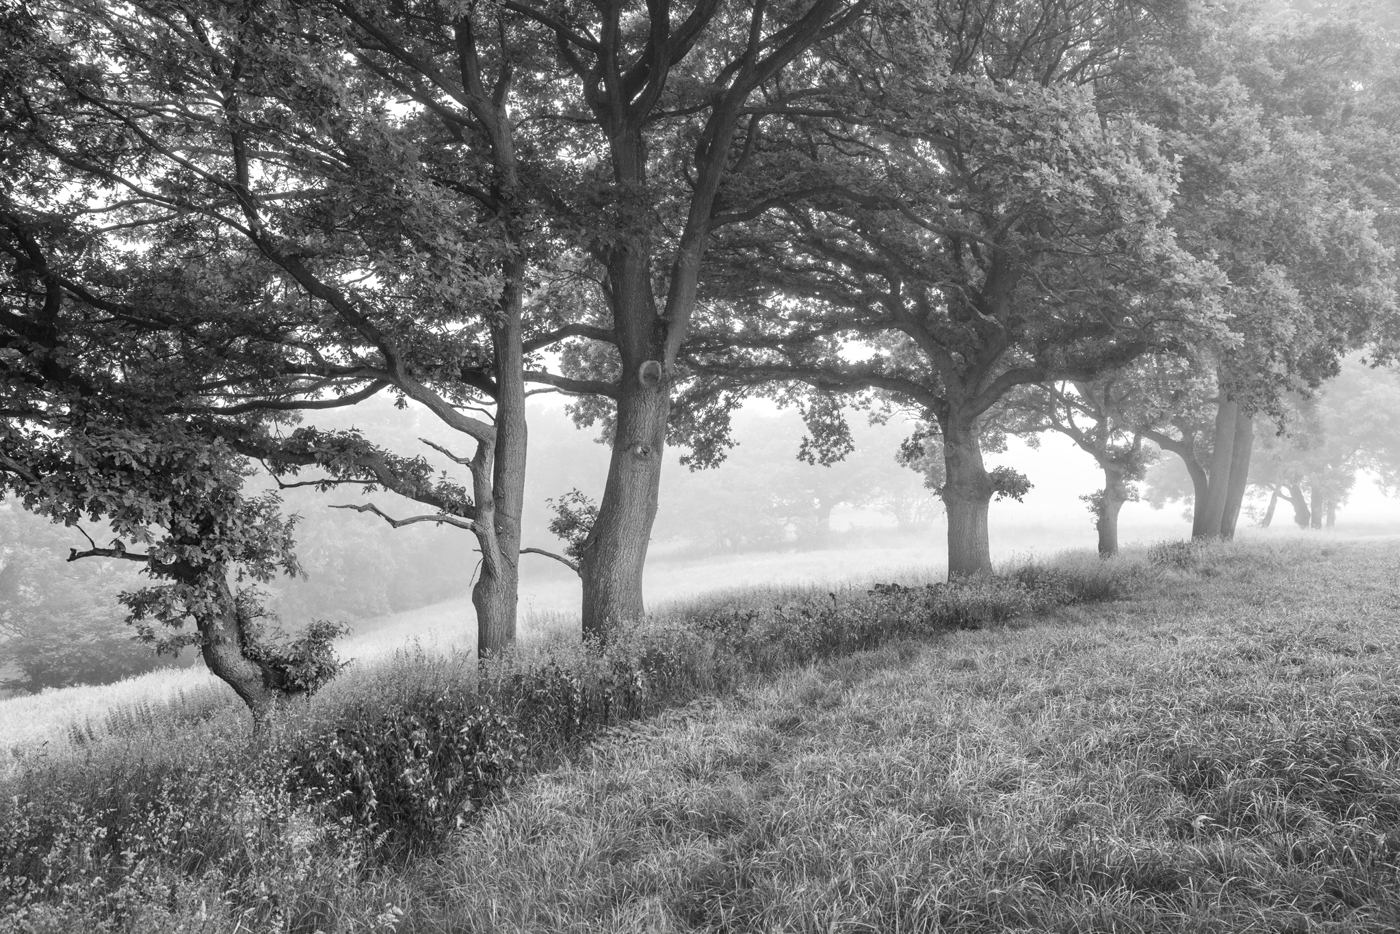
top-left (368, 537), bottom-right (1400, 933)
top-left (4, 535), bottom-right (1400, 933)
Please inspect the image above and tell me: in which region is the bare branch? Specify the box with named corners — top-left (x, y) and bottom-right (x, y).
top-left (68, 545), bottom-right (150, 563)
top-left (330, 502), bottom-right (476, 531)
top-left (520, 546), bottom-right (580, 574)
top-left (420, 437), bottom-right (474, 466)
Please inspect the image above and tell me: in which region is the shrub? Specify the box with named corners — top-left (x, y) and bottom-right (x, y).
top-left (288, 688), bottom-right (526, 859)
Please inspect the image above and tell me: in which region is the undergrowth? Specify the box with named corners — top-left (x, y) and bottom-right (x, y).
top-left (0, 544), bottom-right (1207, 932)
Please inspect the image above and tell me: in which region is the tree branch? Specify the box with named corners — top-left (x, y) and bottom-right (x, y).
top-left (522, 322), bottom-right (617, 353)
top-left (520, 546), bottom-right (580, 574)
top-left (330, 502), bottom-right (475, 531)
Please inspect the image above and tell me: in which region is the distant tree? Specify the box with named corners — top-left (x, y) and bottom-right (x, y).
top-left (1249, 356), bottom-right (1400, 528)
top-left (1018, 378), bottom-right (1162, 557)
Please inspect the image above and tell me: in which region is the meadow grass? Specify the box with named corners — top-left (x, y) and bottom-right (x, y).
top-left (3, 536), bottom-right (1399, 932)
top-left (366, 537), bottom-right (1400, 933)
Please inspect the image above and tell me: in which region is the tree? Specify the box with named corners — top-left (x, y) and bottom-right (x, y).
top-left (524, 0), bottom-right (870, 634)
top-left (686, 0), bottom-right (1220, 577)
top-left (1248, 355), bottom-right (1400, 528)
top-left (1019, 378), bottom-right (1160, 556)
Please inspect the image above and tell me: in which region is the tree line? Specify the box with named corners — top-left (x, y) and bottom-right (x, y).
top-left (2, 0), bottom-right (1397, 726)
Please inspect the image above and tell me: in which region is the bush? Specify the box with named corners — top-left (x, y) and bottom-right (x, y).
top-left (288, 688), bottom-right (526, 859)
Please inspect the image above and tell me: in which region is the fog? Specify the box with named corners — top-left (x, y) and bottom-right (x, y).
top-left (263, 388), bottom-right (1400, 655)
top-left (7, 376), bottom-right (1400, 695)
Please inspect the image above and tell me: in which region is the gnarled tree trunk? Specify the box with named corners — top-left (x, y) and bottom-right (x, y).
top-left (186, 566), bottom-right (288, 734)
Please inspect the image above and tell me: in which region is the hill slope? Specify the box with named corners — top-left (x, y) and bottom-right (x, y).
top-left (396, 538), bottom-right (1400, 933)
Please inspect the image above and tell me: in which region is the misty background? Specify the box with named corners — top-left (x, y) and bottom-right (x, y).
top-left (5, 351), bottom-right (1400, 697)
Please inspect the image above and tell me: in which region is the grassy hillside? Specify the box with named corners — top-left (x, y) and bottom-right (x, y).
top-left (374, 538), bottom-right (1400, 933)
top-left (3, 537), bottom-right (1399, 933)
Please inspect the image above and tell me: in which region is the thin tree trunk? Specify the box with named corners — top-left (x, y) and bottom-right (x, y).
top-left (472, 273), bottom-right (527, 658)
top-left (942, 417), bottom-right (993, 577)
top-left (1219, 410), bottom-right (1255, 540)
top-left (1195, 398), bottom-right (1239, 539)
top-left (1260, 486), bottom-right (1279, 527)
top-left (1098, 463), bottom-right (1128, 558)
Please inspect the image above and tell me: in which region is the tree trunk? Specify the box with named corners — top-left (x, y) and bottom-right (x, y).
top-left (1285, 483), bottom-right (1311, 528)
top-left (1219, 410), bottom-right (1255, 540)
top-left (942, 417), bottom-right (993, 577)
top-left (1326, 500), bottom-right (1336, 528)
top-left (1097, 463), bottom-right (1128, 558)
top-left (580, 235), bottom-right (669, 638)
top-left (1195, 397), bottom-right (1239, 539)
top-left (1260, 486), bottom-right (1279, 528)
top-left (1309, 487), bottom-right (1323, 529)
top-left (472, 275), bottom-right (527, 658)
top-left (580, 377), bottom-right (667, 636)
top-left (191, 568), bottom-right (287, 734)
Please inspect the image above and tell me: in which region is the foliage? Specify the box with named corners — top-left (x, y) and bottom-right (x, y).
top-left (545, 490), bottom-right (599, 564)
top-left (989, 467), bottom-right (1034, 503)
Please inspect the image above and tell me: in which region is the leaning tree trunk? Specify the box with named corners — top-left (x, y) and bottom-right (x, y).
top-left (187, 566), bottom-right (287, 734)
top-left (1195, 398), bottom-right (1240, 539)
top-left (942, 417), bottom-right (994, 577)
top-left (1219, 410), bottom-right (1255, 540)
top-left (1260, 486), bottom-right (1279, 527)
top-left (1097, 463), bottom-right (1129, 558)
top-left (472, 276), bottom-right (528, 657)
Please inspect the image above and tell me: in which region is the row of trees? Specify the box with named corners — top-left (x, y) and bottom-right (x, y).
top-left (2, 0), bottom-right (1397, 724)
